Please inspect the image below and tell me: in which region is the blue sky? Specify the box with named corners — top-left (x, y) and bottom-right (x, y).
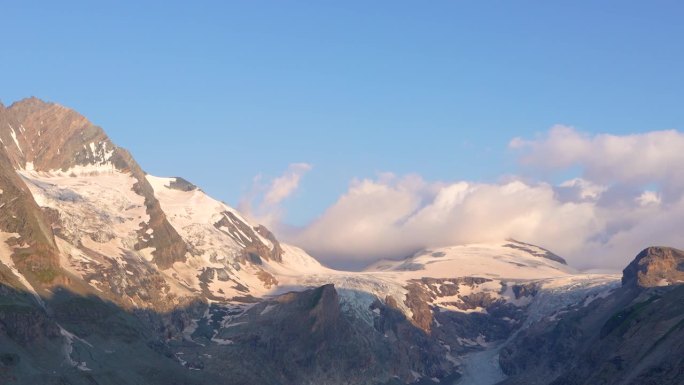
top-left (2, 1), bottom-right (683, 231)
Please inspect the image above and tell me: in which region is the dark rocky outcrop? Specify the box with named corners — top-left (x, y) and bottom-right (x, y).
top-left (186, 285), bottom-right (455, 385)
top-left (402, 277), bottom-right (534, 334)
top-left (167, 177), bottom-right (198, 192)
top-left (254, 224), bottom-right (284, 263)
top-left (213, 211), bottom-right (283, 263)
top-left (622, 246), bottom-right (684, 288)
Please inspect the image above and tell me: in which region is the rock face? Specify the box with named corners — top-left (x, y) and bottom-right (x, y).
top-left (622, 246), bottom-right (684, 288)
top-left (0, 97), bottom-right (111, 171)
top-left (182, 284), bottom-right (454, 385)
top-left (0, 123), bottom-right (60, 288)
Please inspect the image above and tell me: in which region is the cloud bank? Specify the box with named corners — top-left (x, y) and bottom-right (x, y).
top-left (250, 127), bottom-right (684, 271)
top-left (511, 125), bottom-right (684, 196)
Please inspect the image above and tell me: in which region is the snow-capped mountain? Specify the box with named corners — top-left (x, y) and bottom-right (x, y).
top-left (1, 98), bottom-right (320, 313)
top-left (365, 241), bottom-right (570, 277)
top-left (0, 98), bottom-right (682, 385)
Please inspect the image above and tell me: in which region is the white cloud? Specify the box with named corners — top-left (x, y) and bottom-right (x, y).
top-left (263, 163), bottom-right (312, 206)
top-left (635, 191), bottom-right (661, 206)
top-left (511, 125), bottom-right (684, 200)
top-left (240, 163), bottom-right (312, 228)
top-left (269, 127), bottom-right (684, 271)
top-left (558, 178), bottom-right (607, 201)
top-left (283, 175), bottom-right (602, 269)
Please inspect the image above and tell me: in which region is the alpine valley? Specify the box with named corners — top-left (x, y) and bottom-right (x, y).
top-left (0, 98), bottom-right (682, 385)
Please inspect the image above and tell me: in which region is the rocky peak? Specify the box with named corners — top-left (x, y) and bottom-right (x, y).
top-left (0, 98), bottom-right (188, 272)
top-left (0, 97), bottom-right (113, 172)
top-left (622, 246), bottom-right (684, 288)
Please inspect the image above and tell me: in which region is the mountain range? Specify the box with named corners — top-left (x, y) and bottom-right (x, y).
top-left (0, 98), bottom-right (682, 385)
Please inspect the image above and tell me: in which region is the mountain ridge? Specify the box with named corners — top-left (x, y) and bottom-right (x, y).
top-left (0, 97), bottom-right (681, 384)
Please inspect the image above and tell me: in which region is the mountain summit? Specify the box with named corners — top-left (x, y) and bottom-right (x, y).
top-left (622, 246), bottom-right (684, 288)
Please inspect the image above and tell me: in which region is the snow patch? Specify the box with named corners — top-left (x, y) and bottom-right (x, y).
top-left (260, 304), bottom-right (277, 315)
top-left (58, 324), bottom-right (93, 371)
top-left (365, 241), bottom-right (575, 280)
top-left (212, 337), bottom-right (234, 345)
top-left (8, 123), bottom-right (23, 155)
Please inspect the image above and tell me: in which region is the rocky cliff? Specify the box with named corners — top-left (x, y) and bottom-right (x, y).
top-left (622, 246), bottom-right (684, 288)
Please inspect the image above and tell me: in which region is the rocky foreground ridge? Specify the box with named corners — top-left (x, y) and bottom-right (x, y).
top-left (499, 246), bottom-right (684, 385)
top-left (0, 98), bottom-right (682, 385)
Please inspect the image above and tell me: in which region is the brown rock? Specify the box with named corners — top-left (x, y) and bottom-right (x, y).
top-left (622, 246), bottom-right (684, 288)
